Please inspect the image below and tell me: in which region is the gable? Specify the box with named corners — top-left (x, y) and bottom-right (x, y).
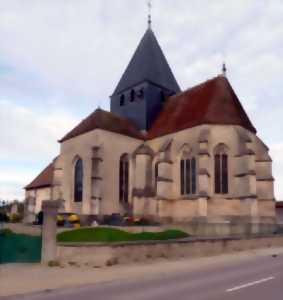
top-left (59, 109), bottom-right (143, 143)
top-left (147, 76), bottom-right (256, 139)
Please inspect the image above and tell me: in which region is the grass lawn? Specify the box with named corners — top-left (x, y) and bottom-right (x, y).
top-left (57, 227), bottom-right (189, 243)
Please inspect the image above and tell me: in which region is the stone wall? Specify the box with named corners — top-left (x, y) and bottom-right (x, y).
top-left (57, 235), bottom-right (283, 267)
top-left (277, 207), bottom-right (283, 224)
top-left (25, 187), bottom-right (51, 216)
top-left (29, 123), bottom-right (275, 225)
top-left (60, 129), bottom-right (141, 216)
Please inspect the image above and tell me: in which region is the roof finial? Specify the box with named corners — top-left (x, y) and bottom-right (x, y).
top-left (147, 0), bottom-right (152, 28)
top-left (222, 62), bottom-right (227, 77)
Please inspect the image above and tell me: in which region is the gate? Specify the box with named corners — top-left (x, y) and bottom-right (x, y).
top-left (0, 229), bottom-right (41, 264)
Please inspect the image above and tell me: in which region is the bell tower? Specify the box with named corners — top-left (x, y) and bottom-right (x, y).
top-left (110, 25), bottom-right (180, 131)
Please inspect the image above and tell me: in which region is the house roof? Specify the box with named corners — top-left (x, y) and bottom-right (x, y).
top-left (25, 161), bottom-right (54, 190)
top-left (60, 77), bottom-right (256, 143)
top-left (112, 28), bottom-right (180, 95)
top-left (147, 76), bottom-right (256, 139)
top-left (59, 108), bottom-right (143, 143)
top-left (276, 201), bottom-right (283, 208)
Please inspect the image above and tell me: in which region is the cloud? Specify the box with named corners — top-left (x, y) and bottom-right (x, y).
top-left (0, 100), bottom-right (78, 162)
top-left (270, 143), bottom-right (283, 200)
top-left (0, 100), bottom-right (78, 201)
top-left (0, 167), bottom-right (36, 201)
top-left (271, 143), bottom-right (283, 164)
top-left (0, 182), bottom-right (24, 201)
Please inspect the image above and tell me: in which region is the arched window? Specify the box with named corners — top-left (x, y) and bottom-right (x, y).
top-left (180, 154), bottom-right (196, 195)
top-left (214, 144), bottom-right (228, 194)
top-left (138, 88), bottom-right (144, 98)
top-left (74, 158), bottom-right (83, 202)
top-left (120, 94), bottom-right (125, 106)
top-left (154, 162), bottom-right (158, 190)
top-left (119, 154), bottom-right (129, 203)
top-left (130, 90), bottom-right (135, 102)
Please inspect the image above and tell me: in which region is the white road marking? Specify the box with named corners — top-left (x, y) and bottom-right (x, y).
top-left (226, 276), bottom-right (275, 292)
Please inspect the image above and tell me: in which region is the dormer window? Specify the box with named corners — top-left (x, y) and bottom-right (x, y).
top-left (138, 88), bottom-right (144, 98)
top-left (120, 94), bottom-right (125, 106)
top-left (130, 90), bottom-right (135, 102)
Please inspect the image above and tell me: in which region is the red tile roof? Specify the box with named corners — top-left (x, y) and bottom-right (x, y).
top-left (25, 161), bottom-right (54, 190)
top-left (147, 76), bottom-right (256, 139)
top-left (59, 77), bottom-right (256, 143)
top-left (60, 108), bottom-right (143, 143)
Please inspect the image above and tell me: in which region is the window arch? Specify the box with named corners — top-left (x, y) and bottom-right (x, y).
top-left (138, 88), bottom-right (144, 98)
top-left (74, 158), bottom-right (83, 202)
top-left (154, 162), bottom-right (159, 190)
top-left (180, 151), bottom-right (196, 195)
top-left (119, 154), bottom-right (129, 203)
top-left (214, 144), bottom-right (229, 194)
top-left (120, 94), bottom-right (125, 106)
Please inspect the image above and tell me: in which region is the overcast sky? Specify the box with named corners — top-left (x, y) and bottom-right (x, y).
top-left (0, 0), bottom-right (282, 202)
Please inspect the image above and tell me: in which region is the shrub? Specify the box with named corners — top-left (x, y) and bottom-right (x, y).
top-left (9, 213), bottom-right (23, 223)
top-left (0, 229), bottom-right (13, 236)
top-left (0, 213), bottom-right (9, 223)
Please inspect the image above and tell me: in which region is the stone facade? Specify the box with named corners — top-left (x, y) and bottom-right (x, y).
top-left (276, 202), bottom-right (283, 224)
top-left (24, 26), bottom-right (276, 226)
top-left (25, 123), bottom-right (275, 225)
top-left (25, 187), bottom-right (52, 214)
top-left (134, 124), bottom-right (275, 224)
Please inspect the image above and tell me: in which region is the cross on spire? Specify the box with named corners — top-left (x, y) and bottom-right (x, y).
top-left (147, 0), bottom-right (152, 28)
top-left (222, 62), bottom-right (227, 77)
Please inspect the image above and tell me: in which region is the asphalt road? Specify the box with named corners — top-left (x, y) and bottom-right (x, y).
top-left (2, 254), bottom-right (283, 300)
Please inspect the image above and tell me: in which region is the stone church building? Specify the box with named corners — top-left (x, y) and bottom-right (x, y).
top-left (25, 25), bottom-right (276, 226)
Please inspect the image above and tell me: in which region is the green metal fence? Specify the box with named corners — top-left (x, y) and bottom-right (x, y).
top-left (0, 229), bottom-right (41, 264)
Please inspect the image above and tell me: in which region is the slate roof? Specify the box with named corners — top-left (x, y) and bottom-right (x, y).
top-left (147, 76), bottom-right (256, 139)
top-left (25, 161), bottom-right (54, 190)
top-left (113, 28), bottom-right (180, 95)
top-left (59, 108), bottom-right (143, 143)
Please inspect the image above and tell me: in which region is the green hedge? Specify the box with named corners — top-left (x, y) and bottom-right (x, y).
top-left (57, 227), bottom-right (188, 243)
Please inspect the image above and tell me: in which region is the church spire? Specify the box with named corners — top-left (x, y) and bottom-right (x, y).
top-left (147, 0), bottom-right (152, 28)
top-left (112, 26), bottom-right (180, 95)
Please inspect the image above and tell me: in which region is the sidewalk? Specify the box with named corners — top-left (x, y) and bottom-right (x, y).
top-left (1, 247), bottom-right (283, 297)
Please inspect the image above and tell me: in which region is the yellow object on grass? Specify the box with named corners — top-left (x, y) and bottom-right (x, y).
top-left (73, 223), bottom-right (81, 229)
top-left (57, 215), bottom-right (64, 222)
top-left (68, 214), bottom-right (79, 222)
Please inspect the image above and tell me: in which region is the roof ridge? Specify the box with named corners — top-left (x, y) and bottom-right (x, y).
top-left (59, 108), bottom-right (143, 143)
top-left (147, 75), bottom-right (256, 139)
top-left (171, 75), bottom-right (222, 100)
top-left (25, 160), bottom-right (55, 190)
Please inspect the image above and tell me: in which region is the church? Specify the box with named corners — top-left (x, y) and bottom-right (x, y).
top-left (24, 20), bottom-right (276, 227)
